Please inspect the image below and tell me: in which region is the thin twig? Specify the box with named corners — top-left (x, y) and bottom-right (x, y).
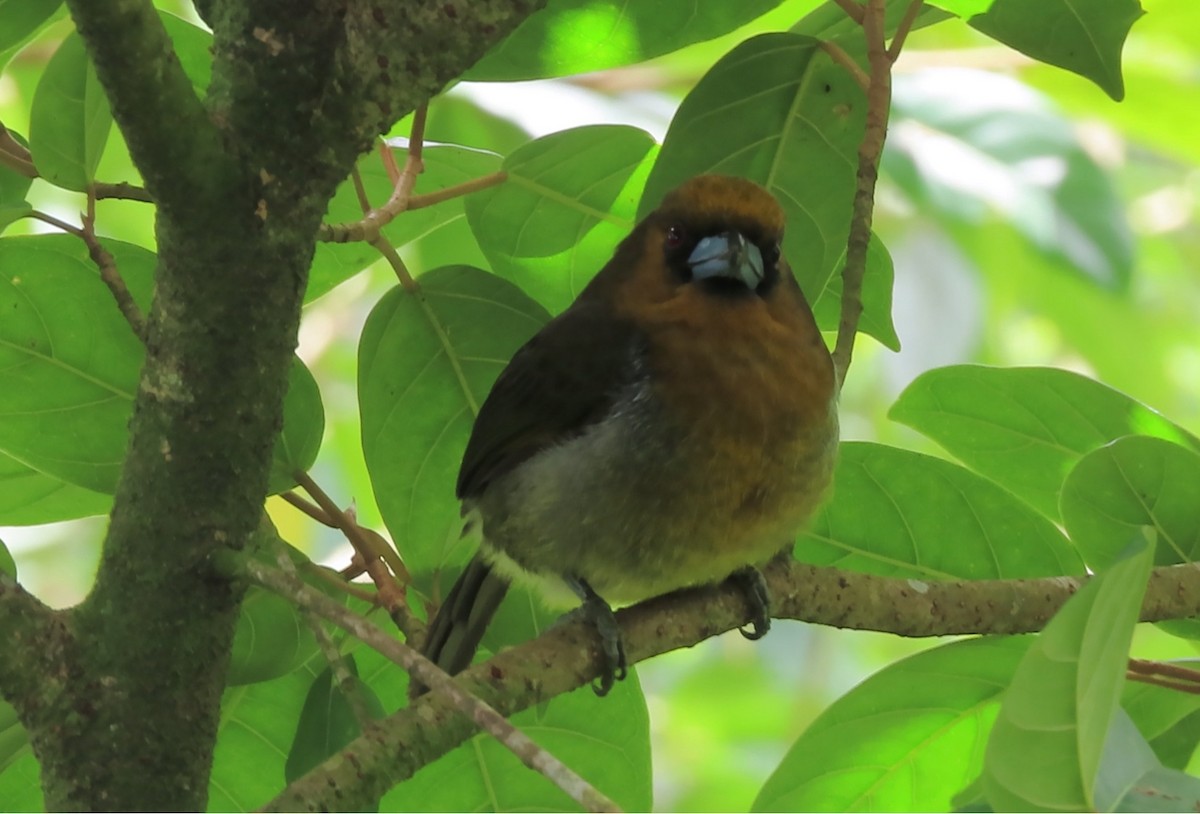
top-left (830, 0), bottom-right (864, 24)
top-left (276, 547), bottom-right (378, 727)
top-left (294, 471), bottom-right (418, 637)
top-left (1127, 658), bottom-right (1200, 693)
top-left (830, 0), bottom-right (893, 386)
top-left (82, 191), bottom-right (148, 342)
top-left (819, 41), bottom-right (870, 92)
top-left (0, 124), bottom-right (36, 177)
top-left (93, 182), bottom-right (154, 203)
top-left (300, 563), bottom-right (380, 605)
top-left (26, 210), bottom-right (84, 236)
top-left (888, 0), bottom-right (926, 62)
top-left (245, 559), bottom-right (622, 813)
top-left (281, 490), bottom-right (335, 526)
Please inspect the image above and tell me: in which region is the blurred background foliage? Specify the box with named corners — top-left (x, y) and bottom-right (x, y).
top-left (1, 0), bottom-right (1198, 810)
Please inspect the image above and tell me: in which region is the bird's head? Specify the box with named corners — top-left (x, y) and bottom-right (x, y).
top-left (654, 174), bottom-right (787, 297)
top-left (581, 175), bottom-right (799, 312)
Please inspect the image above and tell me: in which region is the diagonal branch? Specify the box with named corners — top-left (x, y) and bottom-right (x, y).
top-left (262, 557), bottom-right (1200, 810)
top-left (246, 559), bottom-right (621, 813)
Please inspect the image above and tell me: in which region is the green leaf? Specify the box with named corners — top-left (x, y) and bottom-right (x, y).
top-left (211, 666), bottom-right (316, 811)
top-left (0, 0), bottom-right (64, 65)
top-left (968, 0), bottom-right (1145, 101)
top-left (1096, 707), bottom-right (1200, 813)
top-left (159, 11), bottom-right (212, 94)
top-left (811, 232), bottom-right (899, 351)
top-left (468, 0), bottom-right (785, 81)
top-left (0, 700), bottom-right (27, 774)
top-left (1122, 677), bottom-right (1200, 771)
top-left (798, 442), bottom-right (1083, 579)
top-left (285, 659), bottom-right (384, 785)
top-left (28, 31), bottom-right (113, 192)
top-left (465, 124), bottom-right (657, 315)
top-left (0, 450), bottom-right (112, 525)
top-left (308, 144), bottom-right (501, 301)
top-left (0, 235), bottom-right (154, 493)
top-left (793, 1), bottom-right (953, 41)
top-left (267, 358), bottom-right (325, 494)
top-left (754, 637), bottom-right (1031, 812)
top-left (638, 33), bottom-right (896, 348)
top-left (0, 750), bottom-right (42, 812)
top-left (982, 537), bottom-right (1154, 811)
top-left (358, 266), bottom-right (549, 575)
top-left (886, 69), bottom-right (1133, 290)
top-left (226, 587), bottom-right (321, 687)
top-left (1061, 436), bottom-right (1200, 571)
top-left (384, 675), bottom-right (651, 812)
top-left (889, 366), bottom-right (1199, 521)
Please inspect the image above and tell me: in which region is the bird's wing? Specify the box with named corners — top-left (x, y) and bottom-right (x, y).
top-left (457, 301), bottom-right (641, 500)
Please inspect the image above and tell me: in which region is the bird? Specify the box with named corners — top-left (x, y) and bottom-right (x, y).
top-left (415, 174), bottom-right (839, 697)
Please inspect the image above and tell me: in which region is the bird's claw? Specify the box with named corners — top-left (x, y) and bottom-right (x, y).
top-left (570, 577), bottom-right (628, 696)
top-left (729, 566), bottom-right (771, 640)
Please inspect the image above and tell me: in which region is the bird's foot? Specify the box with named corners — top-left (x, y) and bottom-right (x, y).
top-left (728, 566), bottom-right (771, 640)
top-left (567, 576), bottom-right (627, 696)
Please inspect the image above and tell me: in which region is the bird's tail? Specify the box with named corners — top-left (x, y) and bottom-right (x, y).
top-left (410, 553), bottom-right (510, 698)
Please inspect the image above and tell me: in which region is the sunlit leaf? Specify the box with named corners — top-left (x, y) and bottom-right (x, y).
top-left (1061, 436), bottom-right (1200, 571)
top-left (358, 266), bottom-right (549, 575)
top-left (465, 124), bottom-right (656, 314)
top-left (890, 366), bottom-right (1198, 521)
top-left (983, 538), bottom-right (1153, 811)
top-left (798, 442), bottom-right (1083, 579)
top-left (755, 637), bottom-right (1030, 812)
top-left (969, 0), bottom-right (1145, 101)
top-left (159, 11), bottom-right (212, 94)
top-left (469, 0), bottom-right (785, 80)
top-left (28, 32), bottom-right (113, 192)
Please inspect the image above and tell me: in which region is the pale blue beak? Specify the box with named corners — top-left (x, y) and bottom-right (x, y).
top-left (687, 232), bottom-right (765, 289)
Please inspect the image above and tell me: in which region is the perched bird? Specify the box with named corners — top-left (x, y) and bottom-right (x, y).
top-left (417, 174), bottom-right (839, 696)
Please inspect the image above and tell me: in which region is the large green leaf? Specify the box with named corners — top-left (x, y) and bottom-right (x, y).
top-left (983, 537), bottom-right (1154, 811)
top-left (468, 0), bottom-right (785, 81)
top-left (358, 266), bottom-right (549, 575)
top-left (384, 676), bottom-right (651, 812)
top-left (0, 234), bottom-right (326, 497)
top-left (285, 659), bottom-right (385, 785)
top-left (755, 636), bottom-right (1030, 812)
top-left (28, 32), bottom-right (113, 192)
top-left (890, 366), bottom-right (1198, 521)
top-left (1061, 436), bottom-right (1200, 572)
top-left (465, 124), bottom-right (656, 315)
top-left (0, 235), bottom-right (153, 493)
top-left (0, 449), bottom-right (112, 524)
top-left (639, 32), bottom-right (897, 348)
top-left (210, 665), bottom-right (317, 811)
top-left (886, 69), bottom-right (1133, 290)
top-left (798, 442), bottom-right (1083, 579)
top-left (969, 0), bottom-right (1145, 101)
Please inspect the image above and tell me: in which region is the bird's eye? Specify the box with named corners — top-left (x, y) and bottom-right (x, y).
top-left (665, 225), bottom-right (686, 249)
top-left (767, 242), bottom-right (782, 262)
